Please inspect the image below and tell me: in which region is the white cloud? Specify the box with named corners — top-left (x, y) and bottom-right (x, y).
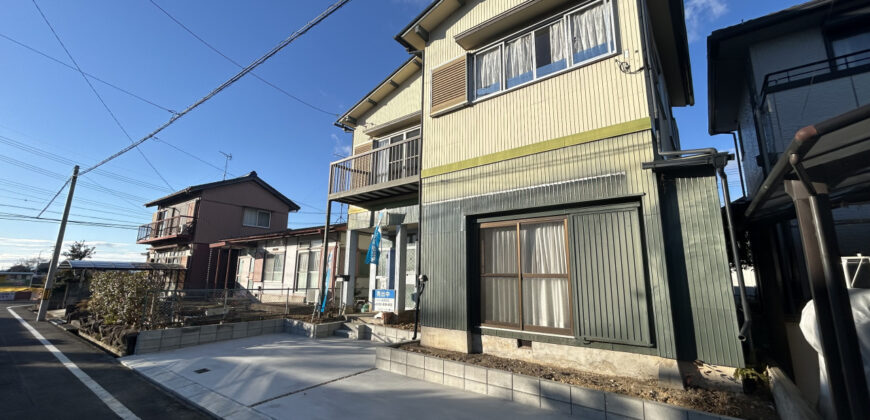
top-left (0, 237), bottom-right (147, 268)
top-left (331, 133), bottom-right (352, 157)
top-left (684, 0), bottom-right (728, 42)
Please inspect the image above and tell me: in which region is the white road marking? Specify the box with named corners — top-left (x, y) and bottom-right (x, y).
top-left (6, 305), bottom-right (140, 420)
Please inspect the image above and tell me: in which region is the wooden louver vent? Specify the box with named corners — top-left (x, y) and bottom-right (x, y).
top-left (431, 56), bottom-right (467, 115)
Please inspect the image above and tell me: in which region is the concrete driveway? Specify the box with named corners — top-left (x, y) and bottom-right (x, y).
top-left (121, 333), bottom-right (572, 419)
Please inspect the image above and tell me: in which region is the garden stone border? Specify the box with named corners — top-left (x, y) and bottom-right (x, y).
top-left (375, 346), bottom-right (741, 420)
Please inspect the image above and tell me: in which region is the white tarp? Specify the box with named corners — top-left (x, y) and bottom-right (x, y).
top-left (800, 289), bottom-right (870, 419)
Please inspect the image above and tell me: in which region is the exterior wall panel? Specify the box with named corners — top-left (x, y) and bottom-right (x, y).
top-left (661, 171), bottom-right (744, 367)
top-left (420, 131), bottom-right (679, 360)
top-left (352, 72), bottom-right (422, 148)
top-left (423, 0), bottom-right (650, 170)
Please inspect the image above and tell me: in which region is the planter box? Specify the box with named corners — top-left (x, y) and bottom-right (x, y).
top-left (375, 346), bottom-right (739, 420)
top-left (284, 319), bottom-right (344, 338)
top-left (337, 322), bottom-right (417, 343)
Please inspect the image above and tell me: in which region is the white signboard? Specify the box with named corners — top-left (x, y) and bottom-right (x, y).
top-left (373, 289), bottom-right (396, 313)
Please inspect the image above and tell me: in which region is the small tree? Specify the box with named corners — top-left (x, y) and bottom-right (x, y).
top-left (63, 241), bottom-right (96, 260)
top-left (89, 271), bottom-right (164, 326)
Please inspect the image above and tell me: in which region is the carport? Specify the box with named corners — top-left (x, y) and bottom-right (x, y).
top-left (743, 104), bottom-right (870, 419)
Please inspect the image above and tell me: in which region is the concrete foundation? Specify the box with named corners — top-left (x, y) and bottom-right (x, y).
top-left (479, 334), bottom-right (678, 382)
top-left (420, 326), bottom-right (472, 353)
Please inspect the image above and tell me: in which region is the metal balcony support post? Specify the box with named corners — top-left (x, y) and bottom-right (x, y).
top-left (785, 175), bottom-right (870, 420)
top-left (314, 199), bottom-right (333, 319)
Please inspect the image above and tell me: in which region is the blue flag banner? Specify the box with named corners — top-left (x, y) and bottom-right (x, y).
top-left (365, 211), bottom-right (385, 265)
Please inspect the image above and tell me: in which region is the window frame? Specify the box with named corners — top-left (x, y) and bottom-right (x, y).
top-left (243, 207), bottom-right (271, 228)
top-left (472, 0), bottom-right (617, 102)
top-left (479, 215), bottom-right (574, 336)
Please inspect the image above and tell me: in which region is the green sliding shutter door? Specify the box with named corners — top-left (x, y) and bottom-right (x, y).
top-left (572, 203), bottom-right (653, 347)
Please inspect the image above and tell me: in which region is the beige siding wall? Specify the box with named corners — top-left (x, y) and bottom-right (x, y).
top-left (423, 0), bottom-right (650, 170)
top-left (352, 71), bottom-right (423, 148)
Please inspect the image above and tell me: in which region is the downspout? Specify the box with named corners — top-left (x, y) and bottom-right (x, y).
top-left (413, 48), bottom-right (425, 341)
top-left (637, 0), bottom-right (752, 346)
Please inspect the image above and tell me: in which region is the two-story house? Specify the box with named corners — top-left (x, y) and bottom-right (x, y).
top-left (327, 0), bottom-right (745, 386)
top-left (138, 171), bottom-right (300, 289)
top-left (708, 0), bottom-right (870, 413)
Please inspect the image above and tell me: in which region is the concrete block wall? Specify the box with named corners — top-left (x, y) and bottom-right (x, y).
top-left (134, 319), bottom-right (285, 354)
top-left (375, 347), bottom-right (738, 420)
top-left (284, 319), bottom-right (344, 338)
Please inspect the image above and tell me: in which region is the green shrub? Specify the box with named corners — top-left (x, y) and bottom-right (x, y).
top-left (88, 271), bottom-right (164, 326)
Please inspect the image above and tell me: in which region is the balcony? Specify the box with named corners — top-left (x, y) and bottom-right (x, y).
top-left (758, 48), bottom-right (870, 158)
top-left (137, 215), bottom-right (196, 244)
top-left (328, 136), bottom-right (420, 205)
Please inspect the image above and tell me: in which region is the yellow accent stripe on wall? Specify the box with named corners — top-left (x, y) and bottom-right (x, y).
top-left (422, 118), bottom-right (652, 178)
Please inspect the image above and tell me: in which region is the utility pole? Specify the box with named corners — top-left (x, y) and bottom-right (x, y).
top-left (219, 151), bottom-right (232, 180)
top-left (37, 165), bottom-right (79, 321)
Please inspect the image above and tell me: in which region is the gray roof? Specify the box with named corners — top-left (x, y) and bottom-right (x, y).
top-left (58, 260), bottom-right (186, 271)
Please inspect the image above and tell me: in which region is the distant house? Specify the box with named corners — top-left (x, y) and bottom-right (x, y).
top-left (325, 0), bottom-right (746, 385)
top-left (207, 224), bottom-right (347, 305)
top-left (137, 171), bottom-right (300, 289)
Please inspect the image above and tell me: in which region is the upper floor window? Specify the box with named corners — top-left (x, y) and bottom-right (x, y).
top-left (829, 26), bottom-right (870, 71)
top-left (243, 208), bottom-right (271, 228)
top-left (473, 0), bottom-right (615, 100)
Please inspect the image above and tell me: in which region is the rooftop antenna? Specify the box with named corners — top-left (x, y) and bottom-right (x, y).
top-left (219, 151), bottom-right (232, 180)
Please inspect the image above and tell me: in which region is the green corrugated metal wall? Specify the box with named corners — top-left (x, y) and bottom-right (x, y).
top-left (572, 203), bottom-right (653, 347)
top-left (661, 169), bottom-right (745, 368)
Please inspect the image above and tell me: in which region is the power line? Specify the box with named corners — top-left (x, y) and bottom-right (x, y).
top-left (148, 0), bottom-right (340, 117)
top-left (79, 0), bottom-right (352, 177)
top-left (153, 136), bottom-right (235, 177)
top-left (0, 182), bottom-right (149, 215)
top-left (31, 0), bottom-right (175, 191)
top-left (0, 193), bottom-right (150, 219)
top-left (0, 32), bottom-right (176, 114)
top-left (0, 134), bottom-right (171, 192)
top-left (0, 153), bottom-right (149, 202)
top-left (0, 212), bottom-right (138, 230)
top-left (0, 203), bottom-right (144, 225)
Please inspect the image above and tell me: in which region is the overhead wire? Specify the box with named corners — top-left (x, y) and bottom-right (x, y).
top-left (0, 32), bottom-right (176, 114)
top-left (0, 182), bottom-right (150, 215)
top-left (0, 212), bottom-right (137, 230)
top-left (0, 193), bottom-right (150, 219)
top-left (31, 0), bottom-right (175, 191)
top-left (148, 0), bottom-right (340, 117)
top-left (153, 136), bottom-right (236, 177)
top-left (0, 134), bottom-right (171, 192)
top-left (79, 0), bottom-right (352, 177)
top-left (0, 203), bottom-right (145, 225)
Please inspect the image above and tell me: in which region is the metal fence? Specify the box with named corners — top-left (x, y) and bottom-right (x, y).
top-left (139, 287), bottom-right (341, 329)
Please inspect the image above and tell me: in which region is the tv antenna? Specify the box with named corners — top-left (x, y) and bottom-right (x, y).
top-left (219, 151), bottom-right (232, 180)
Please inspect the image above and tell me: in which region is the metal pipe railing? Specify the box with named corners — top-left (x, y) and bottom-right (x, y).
top-left (137, 215), bottom-right (195, 242)
top-left (328, 136), bottom-right (420, 195)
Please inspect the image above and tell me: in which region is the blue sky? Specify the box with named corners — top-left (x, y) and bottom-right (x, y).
top-left (0, 0), bottom-right (796, 267)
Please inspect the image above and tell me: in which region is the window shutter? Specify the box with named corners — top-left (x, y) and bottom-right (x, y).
top-left (430, 56), bottom-right (468, 115)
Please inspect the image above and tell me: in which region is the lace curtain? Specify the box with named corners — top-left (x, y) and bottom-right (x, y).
top-left (482, 226), bottom-right (518, 324)
top-left (521, 222), bottom-right (569, 329)
top-left (475, 47), bottom-right (502, 96)
top-left (505, 34), bottom-right (533, 87)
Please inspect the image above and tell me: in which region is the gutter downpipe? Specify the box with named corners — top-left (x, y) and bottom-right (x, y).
top-left (636, 0), bottom-right (751, 347)
top-left (413, 47), bottom-right (424, 341)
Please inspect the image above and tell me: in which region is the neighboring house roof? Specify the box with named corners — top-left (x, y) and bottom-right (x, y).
top-left (210, 223), bottom-right (348, 248)
top-left (394, 0), bottom-right (694, 106)
top-left (335, 56), bottom-right (422, 129)
top-left (706, 0), bottom-right (840, 134)
top-left (143, 171), bottom-right (301, 211)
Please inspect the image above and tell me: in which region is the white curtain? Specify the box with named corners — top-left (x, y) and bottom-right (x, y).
top-left (521, 222), bottom-right (569, 329)
top-left (571, 1), bottom-right (613, 61)
top-left (549, 21), bottom-right (566, 63)
top-left (475, 47), bottom-right (502, 94)
top-left (482, 226), bottom-right (518, 324)
top-left (243, 208), bottom-right (258, 226)
top-left (505, 34), bottom-right (532, 86)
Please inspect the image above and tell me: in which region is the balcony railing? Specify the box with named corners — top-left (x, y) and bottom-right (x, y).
top-left (328, 136), bottom-right (420, 203)
top-left (757, 48), bottom-right (870, 160)
top-left (760, 48), bottom-right (870, 103)
top-left (137, 215), bottom-right (195, 243)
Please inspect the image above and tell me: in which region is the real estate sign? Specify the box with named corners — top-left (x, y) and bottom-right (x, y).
top-left (372, 289), bottom-right (396, 313)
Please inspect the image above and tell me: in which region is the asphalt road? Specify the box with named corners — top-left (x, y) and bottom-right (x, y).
top-left (0, 301), bottom-right (213, 420)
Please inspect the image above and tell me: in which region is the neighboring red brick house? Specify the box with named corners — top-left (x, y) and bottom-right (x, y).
top-left (137, 171), bottom-right (299, 289)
